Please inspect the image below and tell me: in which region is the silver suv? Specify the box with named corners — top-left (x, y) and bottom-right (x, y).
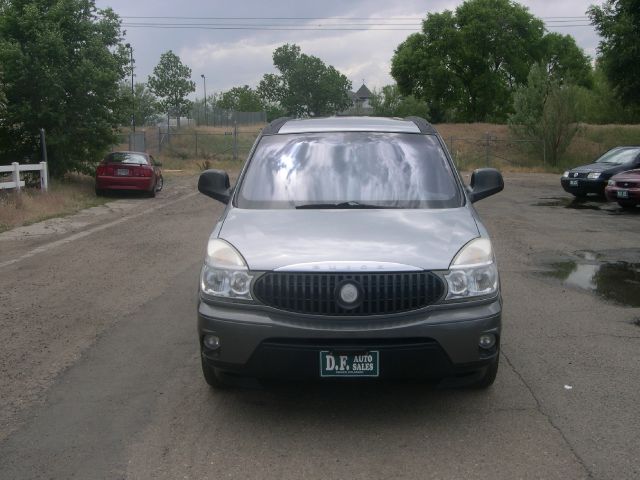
top-left (197, 116), bottom-right (503, 388)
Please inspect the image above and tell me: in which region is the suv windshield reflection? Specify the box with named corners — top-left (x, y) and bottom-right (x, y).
top-left (237, 132), bottom-right (462, 209)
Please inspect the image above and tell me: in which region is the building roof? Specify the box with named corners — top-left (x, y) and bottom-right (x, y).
top-left (355, 84), bottom-right (373, 99)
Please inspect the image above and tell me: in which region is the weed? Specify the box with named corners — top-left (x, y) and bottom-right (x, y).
top-left (0, 174), bottom-right (108, 233)
top-left (197, 160), bottom-right (213, 171)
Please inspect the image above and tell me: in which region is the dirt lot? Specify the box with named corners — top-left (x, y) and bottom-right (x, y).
top-left (0, 172), bottom-right (638, 479)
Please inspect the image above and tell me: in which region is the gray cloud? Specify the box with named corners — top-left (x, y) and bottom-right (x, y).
top-left (97, 0), bottom-right (600, 96)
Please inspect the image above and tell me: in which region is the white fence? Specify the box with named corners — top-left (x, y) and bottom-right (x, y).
top-left (0, 162), bottom-right (49, 192)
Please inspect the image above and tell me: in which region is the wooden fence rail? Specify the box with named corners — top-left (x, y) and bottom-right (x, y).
top-left (0, 162), bottom-right (49, 192)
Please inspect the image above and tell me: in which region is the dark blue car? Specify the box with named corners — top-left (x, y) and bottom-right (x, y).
top-left (561, 146), bottom-right (640, 197)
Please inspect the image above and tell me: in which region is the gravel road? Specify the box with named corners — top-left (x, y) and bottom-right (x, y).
top-left (0, 172), bottom-right (638, 479)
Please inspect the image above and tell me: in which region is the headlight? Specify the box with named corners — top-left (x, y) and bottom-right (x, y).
top-left (607, 179), bottom-right (615, 186)
top-left (444, 238), bottom-right (498, 300)
top-left (562, 171), bottom-right (570, 178)
top-left (200, 238), bottom-right (253, 300)
top-left (587, 172), bottom-right (601, 179)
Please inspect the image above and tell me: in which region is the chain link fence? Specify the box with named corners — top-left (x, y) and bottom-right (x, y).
top-left (443, 134), bottom-right (546, 170)
top-left (113, 129), bottom-right (609, 170)
top-left (113, 125), bottom-right (262, 161)
top-left (191, 106), bottom-right (266, 128)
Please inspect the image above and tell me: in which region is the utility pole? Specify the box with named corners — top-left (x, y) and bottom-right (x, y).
top-left (126, 43), bottom-right (135, 134)
top-left (201, 74), bottom-right (207, 127)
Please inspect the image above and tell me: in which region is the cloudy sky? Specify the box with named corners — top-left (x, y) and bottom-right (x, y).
top-left (95, 0), bottom-right (600, 97)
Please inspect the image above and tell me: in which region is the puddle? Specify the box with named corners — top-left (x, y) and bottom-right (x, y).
top-left (545, 251), bottom-right (640, 307)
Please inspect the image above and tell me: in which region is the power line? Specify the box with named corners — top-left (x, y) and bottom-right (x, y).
top-left (114, 15), bottom-right (590, 20)
top-left (121, 23), bottom-right (593, 31)
top-left (113, 14), bottom-right (594, 32)
top-left (125, 22), bottom-right (425, 27)
top-left (121, 25), bottom-right (422, 31)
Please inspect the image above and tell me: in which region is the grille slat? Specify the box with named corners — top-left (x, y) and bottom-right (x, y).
top-left (253, 271), bottom-right (444, 316)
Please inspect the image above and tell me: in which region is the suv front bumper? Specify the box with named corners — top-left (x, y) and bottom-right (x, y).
top-left (198, 296), bottom-right (501, 381)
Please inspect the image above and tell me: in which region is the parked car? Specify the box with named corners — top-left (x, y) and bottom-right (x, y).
top-left (95, 151), bottom-right (163, 197)
top-left (196, 116), bottom-right (504, 389)
top-left (561, 146), bottom-right (640, 197)
top-left (605, 169), bottom-right (640, 208)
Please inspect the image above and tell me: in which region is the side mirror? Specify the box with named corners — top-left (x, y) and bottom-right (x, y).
top-left (198, 169), bottom-right (232, 204)
top-left (469, 168), bottom-right (504, 203)
top-left (154, 161), bottom-right (162, 167)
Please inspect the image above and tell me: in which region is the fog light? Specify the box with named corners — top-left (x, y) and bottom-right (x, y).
top-left (479, 334), bottom-right (496, 349)
top-left (203, 334), bottom-right (221, 350)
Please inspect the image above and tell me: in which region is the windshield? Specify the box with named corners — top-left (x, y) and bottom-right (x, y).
top-left (104, 152), bottom-right (149, 165)
top-left (596, 147), bottom-right (640, 165)
top-left (236, 132), bottom-right (462, 209)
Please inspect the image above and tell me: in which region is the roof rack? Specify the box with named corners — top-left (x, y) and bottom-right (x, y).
top-left (261, 117), bottom-right (292, 135)
top-left (405, 116), bottom-right (436, 134)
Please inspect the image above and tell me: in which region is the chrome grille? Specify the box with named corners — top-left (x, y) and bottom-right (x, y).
top-left (253, 271), bottom-right (445, 316)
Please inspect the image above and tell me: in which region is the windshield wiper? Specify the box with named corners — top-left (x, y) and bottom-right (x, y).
top-left (295, 201), bottom-right (393, 209)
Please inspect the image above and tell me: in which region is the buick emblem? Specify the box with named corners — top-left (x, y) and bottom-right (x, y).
top-left (335, 281), bottom-right (363, 309)
top-left (572, 172), bottom-right (579, 178)
top-left (340, 283), bottom-right (359, 303)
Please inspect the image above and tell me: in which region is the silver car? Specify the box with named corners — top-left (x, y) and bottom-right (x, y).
top-left (197, 116), bottom-right (504, 388)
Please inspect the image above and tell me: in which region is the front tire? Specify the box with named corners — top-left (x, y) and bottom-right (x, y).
top-left (155, 175), bottom-right (164, 192)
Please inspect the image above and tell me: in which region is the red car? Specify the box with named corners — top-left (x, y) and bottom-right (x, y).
top-left (95, 151), bottom-right (163, 197)
top-left (605, 169), bottom-right (640, 208)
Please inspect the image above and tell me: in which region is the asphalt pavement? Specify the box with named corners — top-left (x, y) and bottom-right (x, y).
top-left (0, 172), bottom-right (638, 479)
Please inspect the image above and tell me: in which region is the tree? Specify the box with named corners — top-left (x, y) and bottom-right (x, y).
top-left (509, 63), bottom-right (580, 165)
top-left (216, 85), bottom-right (264, 112)
top-left (370, 85), bottom-right (430, 118)
top-left (147, 51), bottom-right (195, 127)
top-left (0, 72), bottom-right (6, 117)
top-left (392, 0), bottom-right (546, 122)
top-left (257, 44), bottom-right (352, 117)
top-left (0, 0), bottom-right (128, 176)
top-left (118, 82), bottom-right (160, 126)
top-left (588, 0), bottom-right (640, 108)
top-left (541, 33), bottom-right (592, 88)
top-left (574, 66), bottom-right (640, 124)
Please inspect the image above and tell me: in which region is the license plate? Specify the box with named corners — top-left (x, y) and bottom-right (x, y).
top-left (570, 180), bottom-right (579, 186)
top-left (117, 168), bottom-right (129, 176)
top-left (320, 351), bottom-right (379, 377)
top-left (617, 190), bottom-right (629, 198)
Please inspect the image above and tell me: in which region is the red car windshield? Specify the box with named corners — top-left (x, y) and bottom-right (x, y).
top-left (104, 153), bottom-right (149, 165)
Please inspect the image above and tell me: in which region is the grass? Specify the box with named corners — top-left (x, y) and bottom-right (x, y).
top-left (0, 174), bottom-right (108, 233)
top-left (159, 153), bottom-right (244, 176)
top-left (436, 123), bottom-right (640, 173)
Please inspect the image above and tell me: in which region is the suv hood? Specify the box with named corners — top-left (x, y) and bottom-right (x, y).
top-left (219, 208), bottom-right (480, 271)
